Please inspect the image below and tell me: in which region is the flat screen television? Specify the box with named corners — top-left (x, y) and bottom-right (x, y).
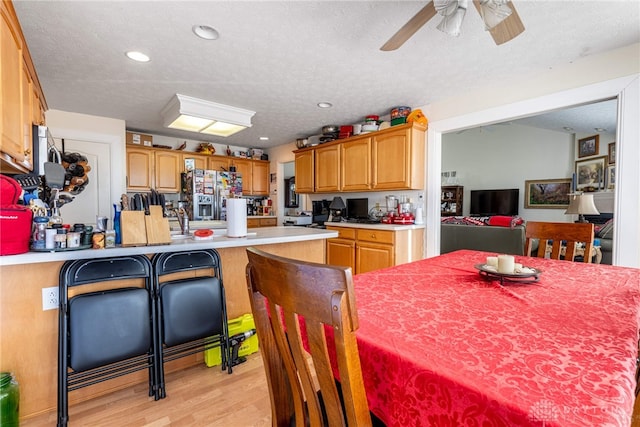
top-left (469, 189), bottom-right (519, 216)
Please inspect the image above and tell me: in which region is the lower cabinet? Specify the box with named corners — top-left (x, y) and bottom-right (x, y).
top-left (247, 217), bottom-right (277, 228)
top-left (326, 225), bottom-right (424, 274)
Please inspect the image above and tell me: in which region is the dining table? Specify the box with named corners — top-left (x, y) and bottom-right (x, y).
top-left (348, 249), bottom-right (640, 426)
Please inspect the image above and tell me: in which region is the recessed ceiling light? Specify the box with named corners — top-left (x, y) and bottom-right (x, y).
top-left (594, 127), bottom-right (606, 132)
top-left (259, 137), bottom-right (269, 141)
top-left (192, 25), bottom-right (219, 40)
top-left (563, 126), bottom-right (574, 132)
top-left (125, 51), bottom-right (150, 62)
top-left (317, 102), bottom-right (332, 108)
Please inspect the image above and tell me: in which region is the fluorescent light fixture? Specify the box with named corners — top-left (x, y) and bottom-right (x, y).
top-left (259, 137), bottom-right (269, 141)
top-left (317, 102), bottom-right (332, 108)
top-left (192, 25), bottom-right (219, 40)
top-left (161, 94), bottom-right (255, 137)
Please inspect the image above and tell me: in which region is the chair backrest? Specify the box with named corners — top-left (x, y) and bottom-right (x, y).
top-left (245, 247), bottom-right (372, 427)
top-left (524, 221), bottom-right (595, 263)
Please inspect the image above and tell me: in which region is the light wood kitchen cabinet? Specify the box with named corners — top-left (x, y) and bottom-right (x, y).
top-left (247, 217), bottom-right (277, 227)
top-left (0, 1), bottom-right (46, 174)
top-left (326, 225), bottom-right (424, 274)
top-left (251, 160), bottom-right (270, 195)
top-left (341, 136), bottom-right (371, 191)
top-left (208, 155), bottom-right (230, 172)
top-left (126, 147), bottom-right (153, 191)
top-left (231, 158), bottom-right (252, 195)
top-left (154, 151), bottom-right (180, 192)
top-left (295, 150), bottom-right (314, 193)
top-left (314, 143), bottom-right (340, 192)
top-left (372, 124), bottom-right (425, 190)
top-left (294, 123), bottom-right (425, 194)
top-left (181, 153), bottom-right (207, 172)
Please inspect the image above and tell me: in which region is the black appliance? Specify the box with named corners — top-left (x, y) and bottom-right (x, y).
top-left (311, 200), bottom-right (331, 225)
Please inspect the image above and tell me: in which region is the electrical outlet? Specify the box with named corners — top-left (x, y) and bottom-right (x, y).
top-left (42, 286), bottom-right (59, 311)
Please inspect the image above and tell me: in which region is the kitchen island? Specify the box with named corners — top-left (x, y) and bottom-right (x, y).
top-left (0, 226), bottom-right (337, 420)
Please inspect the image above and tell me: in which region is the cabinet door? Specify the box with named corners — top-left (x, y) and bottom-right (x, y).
top-left (154, 151), bottom-right (180, 192)
top-left (1, 12), bottom-right (24, 163)
top-left (372, 127), bottom-right (411, 189)
top-left (126, 148), bottom-right (153, 191)
top-left (315, 144), bottom-right (340, 192)
top-left (252, 161), bottom-right (270, 196)
top-left (181, 153), bottom-right (207, 172)
top-left (295, 151), bottom-right (314, 193)
top-left (20, 60), bottom-right (33, 170)
top-left (208, 156), bottom-right (230, 172)
top-left (327, 238), bottom-right (356, 271)
top-left (232, 158), bottom-right (252, 195)
top-left (356, 242), bottom-right (394, 274)
top-left (341, 137), bottom-right (371, 191)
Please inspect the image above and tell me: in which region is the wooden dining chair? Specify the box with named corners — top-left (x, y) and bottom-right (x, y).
top-left (524, 221), bottom-right (595, 263)
top-left (245, 247), bottom-right (374, 427)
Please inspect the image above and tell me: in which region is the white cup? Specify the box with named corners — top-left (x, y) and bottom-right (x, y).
top-left (45, 229), bottom-right (57, 249)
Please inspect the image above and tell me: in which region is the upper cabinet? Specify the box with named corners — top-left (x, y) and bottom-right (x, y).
top-left (294, 122), bottom-right (426, 193)
top-left (1, 1), bottom-right (47, 174)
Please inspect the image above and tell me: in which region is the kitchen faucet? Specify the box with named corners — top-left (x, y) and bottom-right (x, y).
top-left (174, 207), bottom-right (190, 235)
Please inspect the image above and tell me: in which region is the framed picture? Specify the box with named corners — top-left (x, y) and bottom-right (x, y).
top-left (575, 155), bottom-right (607, 191)
top-left (608, 142), bottom-right (616, 164)
top-left (524, 178), bottom-right (572, 209)
top-left (577, 134), bottom-right (599, 158)
top-left (607, 166), bottom-right (615, 189)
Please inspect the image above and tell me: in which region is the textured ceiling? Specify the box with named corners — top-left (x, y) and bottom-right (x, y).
top-left (13, 1), bottom-right (639, 149)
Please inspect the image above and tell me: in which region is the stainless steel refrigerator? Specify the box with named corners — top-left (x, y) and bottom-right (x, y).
top-left (183, 169), bottom-right (243, 220)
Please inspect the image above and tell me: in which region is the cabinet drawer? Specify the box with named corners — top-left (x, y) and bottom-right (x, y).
top-left (260, 218), bottom-right (277, 227)
top-left (327, 227), bottom-right (356, 240)
top-left (247, 219), bottom-right (260, 228)
top-left (356, 229), bottom-right (394, 244)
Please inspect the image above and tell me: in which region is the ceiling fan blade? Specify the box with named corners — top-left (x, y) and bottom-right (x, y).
top-left (380, 1), bottom-right (437, 51)
top-left (473, 0), bottom-right (524, 45)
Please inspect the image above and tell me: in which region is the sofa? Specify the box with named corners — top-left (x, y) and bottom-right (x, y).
top-left (441, 223), bottom-right (526, 256)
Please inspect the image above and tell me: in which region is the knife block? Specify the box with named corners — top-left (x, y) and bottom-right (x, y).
top-left (120, 211), bottom-right (147, 247)
top-left (145, 206), bottom-right (171, 245)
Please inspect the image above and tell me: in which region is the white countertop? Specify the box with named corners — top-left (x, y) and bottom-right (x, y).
top-left (0, 227), bottom-right (338, 266)
top-left (324, 222), bottom-right (426, 231)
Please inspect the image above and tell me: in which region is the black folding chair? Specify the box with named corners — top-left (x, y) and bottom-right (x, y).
top-left (57, 255), bottom-right (157, 427)
top-left (151, 249), bottom-right (231, 399)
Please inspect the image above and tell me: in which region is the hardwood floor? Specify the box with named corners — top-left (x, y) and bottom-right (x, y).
top-left (22, 353), bottom-right (272, 426)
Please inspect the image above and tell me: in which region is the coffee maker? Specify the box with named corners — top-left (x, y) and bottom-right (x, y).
top-left (246, 198), bottom-right (255, 216)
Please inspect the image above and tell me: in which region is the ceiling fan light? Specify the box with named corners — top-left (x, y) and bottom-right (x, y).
top-left (477, 0), bottom-right (512, 30)
top-left (436, 1), bottom-right (468, 37)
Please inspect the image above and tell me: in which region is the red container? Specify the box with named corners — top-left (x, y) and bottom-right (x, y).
top-left (0, 175), bottom-right (33, 255)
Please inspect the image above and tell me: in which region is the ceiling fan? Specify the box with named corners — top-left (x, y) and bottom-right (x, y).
top-left (380, 0), bottom-right (525, 51)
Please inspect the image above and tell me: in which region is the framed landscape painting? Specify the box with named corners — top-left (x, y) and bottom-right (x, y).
top-left (575, 156), bottom-right (607, 191)
top-left (578, 135), bottom-right (599, 158)
top-left (524, 178), bottom-right (572, 209)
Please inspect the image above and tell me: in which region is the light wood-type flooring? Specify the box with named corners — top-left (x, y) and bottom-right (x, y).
top-left (22, 353), bottom-right (271, 426)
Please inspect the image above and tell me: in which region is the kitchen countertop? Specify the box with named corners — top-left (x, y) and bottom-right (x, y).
top-left (0, 226), bottom-right (337, 266)
top-left (325, 221), bottom-right (426, 231)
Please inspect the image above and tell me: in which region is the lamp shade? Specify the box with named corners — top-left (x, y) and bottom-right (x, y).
top-left (329, 196), bottom-right (346, 210)
top-left (565, 193), bottom-right (600, 215)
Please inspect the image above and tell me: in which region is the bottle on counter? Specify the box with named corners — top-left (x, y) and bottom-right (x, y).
top-left (32, 216), bottom-right (49, 250)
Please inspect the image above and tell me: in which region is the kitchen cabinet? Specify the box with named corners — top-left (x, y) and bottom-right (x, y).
top-left (247, 217), bottom-right (277, 228)
top-left (251, 160), bottom-right (270, 196)
top-left (126, 147), bottom-right (153, 191)
top-left (181, 153), bottom-right (207, 172)
top-left (208, 155), bottom-right (230, 172)
top-left (295, 150), bottom-right (314, 193)
top-left (154, 151), bottom-right (180, 192)
top-left (314, 143), bottom-right (340, 192)
top-left (231, 158), bottom-right (252, 195)
top-left (441, 185), bottom-right (463, 216)
top-left (1, 1), bottom-right (46, 174)
top-left (341, 137), bottom-right (371, 191)
top-left (293, 123), bottom-right (425, 194)
top-left (372, 124), bottom-right (425, 190)
top-left (326, 225), bottom-right (424, 274)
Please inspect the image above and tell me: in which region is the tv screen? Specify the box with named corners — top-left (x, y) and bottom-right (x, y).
top-left (470, 189), bottom-right (519, 216)
top-left (346, 198), bottom-right (369, 220)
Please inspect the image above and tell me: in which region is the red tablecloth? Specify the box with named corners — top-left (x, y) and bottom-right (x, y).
top-left (352, 250), bottom-right (640, 426)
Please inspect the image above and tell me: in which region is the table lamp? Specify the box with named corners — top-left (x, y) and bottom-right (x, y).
top-left (329, 196), bottom-right (346, 222)
top-left (565, 193), bottom-right (600, 223)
